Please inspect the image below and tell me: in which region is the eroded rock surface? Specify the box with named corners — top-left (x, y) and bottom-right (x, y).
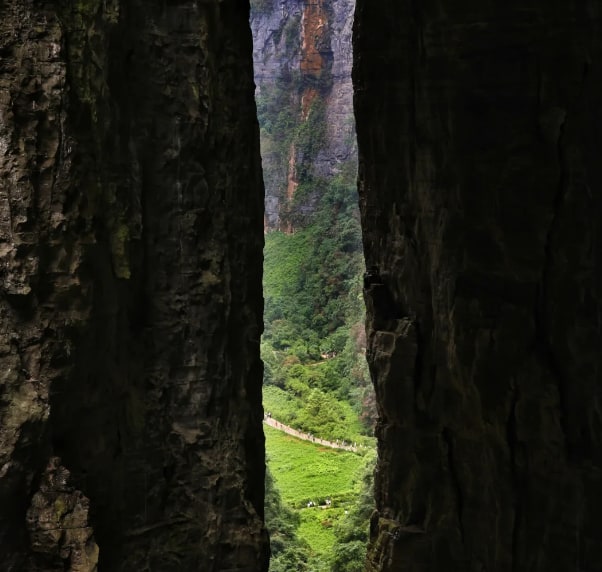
top-left (0, 1), bottom-right (267, 570)
top-left (26, 457), bottom-right (98, 572)
top-left (354, 3), bottom-right (602, 571)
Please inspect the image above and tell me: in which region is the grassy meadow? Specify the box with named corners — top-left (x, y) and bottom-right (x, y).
top-left (265, 425), bottom-right (367, 568)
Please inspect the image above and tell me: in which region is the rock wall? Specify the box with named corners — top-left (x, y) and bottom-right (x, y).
top-left (0, 1), bottom-right (268, 570)
top-left (251, 0), bottom-right (356, 230)
top-left (354, 2), bottom-right (602, 571)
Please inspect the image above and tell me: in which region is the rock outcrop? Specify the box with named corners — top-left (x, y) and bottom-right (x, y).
top-left (0, 1), bottom-right (267, 570)
top-left (354, 2), bottom-right (602, 571)
top-left (26, 458), bottom-right (99, 572)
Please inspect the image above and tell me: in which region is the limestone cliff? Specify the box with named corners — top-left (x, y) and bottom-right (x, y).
top-left (0, 1), bottom-right (267, 570)
top-left (251, 0), bottom-right (356, 231)
top-left (354, 2), bottom-right (602, 571)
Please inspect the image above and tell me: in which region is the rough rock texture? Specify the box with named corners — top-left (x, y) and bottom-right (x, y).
top-left (251, 0), bottom-right (303, 92)
top-left (251, 0), bottom-right (356, 230)
top-left (0, 1), bottom-right (268, 570)
top-left (314, 0), bottom-right (355, 179)
top-left (26, 458), bottom-right (98, 572)
top-left (354, 2), bottom-right (602, 571)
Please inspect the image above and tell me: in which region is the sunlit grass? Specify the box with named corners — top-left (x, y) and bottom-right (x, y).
top-left (265, 424), bottom-right (365, 565)
top-left (265, 425), bottom-right (362, 506)
top-left (298, 506), bottom-right (349, 568)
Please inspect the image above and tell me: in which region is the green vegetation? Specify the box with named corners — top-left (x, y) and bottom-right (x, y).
top-left (256, 74), bottom-right (330, 227)
top-left (262, 172), bottom-right (375, 443)
top-left (256, 70), bottom-right (300, 143)
top-left (265, 463), bottom-right (311, 572)
top-left (263, 386), bottom-right (370, 447)
top-left (256, 17), bottom-right (375, 571)
top-left (261, 171), bottom-right (376, 567)
top-left (265, 426), bottom-right (363, 506)
top-left (331, 451), bottom-right (375, 572)
top-left (261, 149), bottom-right (375, 570)
top-left (265, 426), bottom-right (373, 570)
top-left (283, 14), bottom-right (302, 52)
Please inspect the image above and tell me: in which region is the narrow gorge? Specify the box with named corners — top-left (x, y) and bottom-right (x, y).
top-left (0, 1), bottom-right (600, 571)
top-left (252, 1), bottom-right (372, 569)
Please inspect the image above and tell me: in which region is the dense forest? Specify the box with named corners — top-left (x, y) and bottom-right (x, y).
top-left (255, 31), bottom-right (374, 446)
top-left (261, 173), bottom-right (375, 445)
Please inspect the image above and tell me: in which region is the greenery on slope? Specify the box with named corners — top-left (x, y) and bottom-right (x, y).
top-left (265, 426), bottom-right (363, 507)
top-left (265, 462), bottom-right (311, 572)
top-left (265, 426), bottom-right (374, 571)
top-left (262, 174), bottom-right (376, 569)
top-left (262, 172), bottom-right (376, 444)
top-left (330, 450), bottom-right (375, 572)
top-left (256, 16), bottom-right (375, 571)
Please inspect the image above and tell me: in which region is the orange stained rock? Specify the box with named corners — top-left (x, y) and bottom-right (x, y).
top-left (300, 0), bottom-right (327, 79)
top-left (286, 142), bottom-right (298, 202)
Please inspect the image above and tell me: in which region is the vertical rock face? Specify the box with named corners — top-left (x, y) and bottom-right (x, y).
top-left (354, 2), bottom-right (602, 571)
top-left (0, 1), bottom-right (268, 570)
top-left (251, 0), bottom-right (356, 230)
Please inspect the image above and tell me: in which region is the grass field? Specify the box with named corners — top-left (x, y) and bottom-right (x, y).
top-left (265, 424), bottom-right (366, 566)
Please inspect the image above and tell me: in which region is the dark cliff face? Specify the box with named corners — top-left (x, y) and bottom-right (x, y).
top-left (354, 2), bottom-right (602, 571)
top-left (0, 1), bottom-right (267, 570)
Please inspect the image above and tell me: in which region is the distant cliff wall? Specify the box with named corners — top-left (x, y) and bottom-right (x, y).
top-left (0, 1), bottom-right (267, 570)
top-left (251, 0), bottom-right (356, 231)
top-left (354, 2), bottom-right (602, 571)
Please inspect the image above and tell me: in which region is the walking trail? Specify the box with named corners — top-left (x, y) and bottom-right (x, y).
top-left (263, 416), bottom-right (358, 452)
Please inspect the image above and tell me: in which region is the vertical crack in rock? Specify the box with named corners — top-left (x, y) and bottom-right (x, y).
top-left (441, 428), bottom-right (465, 546)
top-left (506, 381), bottom-right (522, 571)
top-left (412, 320), bottom-right (424, 414)
top-left (536, 102), bottom-right (570, 457)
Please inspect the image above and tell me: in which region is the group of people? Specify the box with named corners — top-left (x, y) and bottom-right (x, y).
top-left (306, 498), bottom-right (332, 509)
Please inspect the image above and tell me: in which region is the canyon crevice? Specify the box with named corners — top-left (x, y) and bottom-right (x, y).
top-left (0, 1), bottom-right (601, 571)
